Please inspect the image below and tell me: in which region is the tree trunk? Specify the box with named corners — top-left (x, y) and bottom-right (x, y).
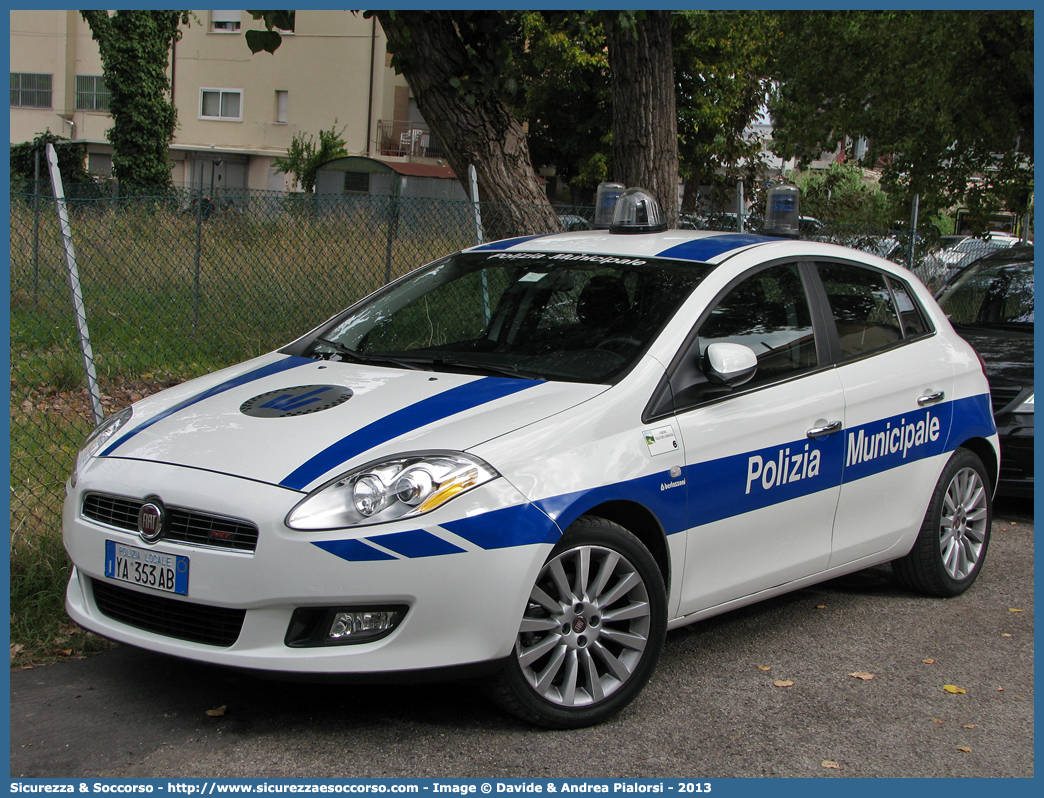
top-left (605, 12), bottom-right (680, 218)
top-left (374, 12), bottom-right (559, 239)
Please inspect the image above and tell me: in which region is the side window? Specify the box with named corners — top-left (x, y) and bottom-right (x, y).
top-left (815, 262), bottom-right (903, 360)
top-left (889, 278), bottom-right (931, 337)
top-left (697, 263), bottom-right (818, 389)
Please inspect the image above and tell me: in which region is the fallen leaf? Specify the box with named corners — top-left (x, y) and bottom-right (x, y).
top-left (773, 680), bottom-right (795, 687)
top-left (849, 672), bottom-right (875, 680)
top-left (931, 718), bottom-right (945, 725)
top-left (821, 761), bottom-right (840, 770)
top-left (922, 658), bottom-right (936, 664)
top-left (757, 665), bottom-right (772, 671)
top-left (998, 687), bottom-right (1005, 692)
top-left (963, 724), bottom-right (978, 729)
top-left (1001, 633), bottom-right (1012, 638)
top-left (51, 649), bottom-right (72, 657)
top-left (815, 605), bottom-right (826, 609)
top-left (957, 747), bottom-right (972, 754)
top-left (1009, 608), bottom-right (1023, 613)
top-left (205, 705), bottom-right (227, 717)
top-left (943, 684), bottom-right (967, 695)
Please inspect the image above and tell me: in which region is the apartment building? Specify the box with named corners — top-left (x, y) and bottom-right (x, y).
top-left (10, 9), bottom-right (446, 192)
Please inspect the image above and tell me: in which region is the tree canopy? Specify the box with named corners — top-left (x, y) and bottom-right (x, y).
top-left (673, 11), bottom-right (777, 211)
top-left (768, 10), bottom-right (1033, 218)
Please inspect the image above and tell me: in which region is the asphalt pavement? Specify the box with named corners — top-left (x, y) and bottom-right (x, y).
top-left (10, 498), bottom-right (1034, 779)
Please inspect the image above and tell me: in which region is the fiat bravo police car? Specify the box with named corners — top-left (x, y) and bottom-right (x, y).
top-left (64, 188), bottom-right (998, 728)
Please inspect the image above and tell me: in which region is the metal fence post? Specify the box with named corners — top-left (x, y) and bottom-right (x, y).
top-left (907, 194), bottom-right (920, 271)
top-left (384, 174), bottom-right (403, 283)
top-left (469, 165), bottom-right (490, 324)
top-left (45, 143), bottom-right (104, 426)
top-left (32, 149), bottom-right (40, 307)
top-left (469, 164), bottom-right (484, 245)
top-left (194, 161), bottom-right (203, 336)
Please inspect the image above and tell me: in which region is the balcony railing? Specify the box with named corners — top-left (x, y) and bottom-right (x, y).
top-left (376, 120), bottom-right (445, 160)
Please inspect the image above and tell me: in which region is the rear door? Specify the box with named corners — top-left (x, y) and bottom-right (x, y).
top-left (809, 259), bottom-right (955, 567)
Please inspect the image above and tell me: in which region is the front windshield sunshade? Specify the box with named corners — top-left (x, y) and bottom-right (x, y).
top-left (309, 252), bottom-right (714, 383)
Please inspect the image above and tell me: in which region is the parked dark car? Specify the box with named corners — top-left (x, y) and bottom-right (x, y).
top-left (936, 245), bottom-right (1034, 497)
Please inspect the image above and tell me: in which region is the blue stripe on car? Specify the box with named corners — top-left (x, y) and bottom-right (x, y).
top-left (280, 376), bottom-right (543, 491)
top-left (313, 539), bottom-right (397, 561)
top-left (311, 394), bottom-right (995, 561)
top-left (365, 529), bottom-right (466, 558)
top-left (101, 356), bottom-right (313, 457)
top-left (439, 503), bottom-right (562, 549)
top-left (656, 234), bottom-right (775, 262)
top-left (471, 235), bottom-right (554, 251)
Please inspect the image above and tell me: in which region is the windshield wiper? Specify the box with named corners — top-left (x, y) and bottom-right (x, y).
top-left (314, 338), bottom-right (426, 370)
top-left (433, 357), bottom-right (539, 380)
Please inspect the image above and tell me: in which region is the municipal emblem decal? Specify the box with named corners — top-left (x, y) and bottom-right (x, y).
top-left (240, 385), bottom-right (353, 418)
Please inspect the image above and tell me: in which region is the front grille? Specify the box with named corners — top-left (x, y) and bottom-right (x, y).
top-left (990, 385), bottom-right (1022, 415)
top-left (90, 579), bottom-right (246, 647)
top-left (82, 493), bottom-right (259, 552)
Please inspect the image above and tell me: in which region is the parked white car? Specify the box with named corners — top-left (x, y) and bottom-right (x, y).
top-left (920, 233), bottom-right (1026, 287)
top-left (64, 189), bottom-right (999, 728)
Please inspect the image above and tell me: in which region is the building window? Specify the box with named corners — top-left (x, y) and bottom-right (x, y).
top-left (275, 90), bottom-right (288, 123)
top-left (344, 172), bottom-right (370, 194)
top-left (75, 75), bottom-right (111, 111)
top-left (11, 73), bottom-right (52, 108)
top-left (210, 10), bottom-right (241, 32)
top-left (88, 152), bottom-right (112, 176)
top-left (200, 88), bottom-right (242, 121)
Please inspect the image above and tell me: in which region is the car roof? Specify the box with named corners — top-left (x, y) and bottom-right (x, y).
top-left (466, 228), bottom-right (904, 270)
top-left (957, 243), bottom-right (1033, 268)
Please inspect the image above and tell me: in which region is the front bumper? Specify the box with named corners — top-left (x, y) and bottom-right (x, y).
top-left (64, 457), bottom-right (558, 674)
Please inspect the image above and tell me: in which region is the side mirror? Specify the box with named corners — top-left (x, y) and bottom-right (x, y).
top-left (702, 342), bottom-right (757, 387)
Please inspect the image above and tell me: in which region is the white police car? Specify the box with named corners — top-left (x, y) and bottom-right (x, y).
top-left (64, 189), bottom-right (998, 728)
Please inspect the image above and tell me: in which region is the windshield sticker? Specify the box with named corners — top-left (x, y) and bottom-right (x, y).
top-left (519, 272), bottom-right (548, 283)
top-left (485, 252), bottom-right (546, 260)
top-left (549, 253), bottom-right (647, 266)
top-left (483, 251), bottom-right (648, 267)
top-left (644, 425), bottom-right (679, 456)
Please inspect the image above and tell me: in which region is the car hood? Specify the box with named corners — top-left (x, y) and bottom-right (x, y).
top-left (97, 353), bottom-right (608, 492)
top-left (951, 325), bottom-right (1034, 387)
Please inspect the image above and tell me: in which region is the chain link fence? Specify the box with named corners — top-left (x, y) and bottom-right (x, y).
top-left (10, 185), bottom-right (939, 542)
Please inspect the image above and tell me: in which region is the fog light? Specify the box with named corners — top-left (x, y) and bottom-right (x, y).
top-left (285, 605), bottom-right (407, 647)
top-left (328, 609), bottom-right (400, 640)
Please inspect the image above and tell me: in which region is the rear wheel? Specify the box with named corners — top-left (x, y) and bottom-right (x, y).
top-left (892, 448), bottom-right (992, 597)
top-left (486, 516), bottom-right (667, 728)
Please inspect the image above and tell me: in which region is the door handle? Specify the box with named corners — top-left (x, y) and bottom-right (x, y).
top-left (806, 420), bottom-right (843, 438)
top-left (917, 391), bottom-right (945, 407)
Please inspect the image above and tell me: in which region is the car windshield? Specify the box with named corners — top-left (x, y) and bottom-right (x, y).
top-left (307, 251), bottom-right (714, 383)
top-left (937, 260), bottom-right (1034, 328)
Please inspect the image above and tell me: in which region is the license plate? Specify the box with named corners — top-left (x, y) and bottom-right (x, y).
top-left (104, 540), bottom-right (189, 595)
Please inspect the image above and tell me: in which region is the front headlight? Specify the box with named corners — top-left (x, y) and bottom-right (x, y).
top-left (285, 452), bottom-right (499, 530)
top-left (1014, 392), bottom-right (1034, 414)
top-left (70, 407), bottom-right (134, 487)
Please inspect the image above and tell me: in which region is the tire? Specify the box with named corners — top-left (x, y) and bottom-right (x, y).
top-left (486, 516), bottom-right (667, 729)
top-left (892, 448), bottom-right (992, 597)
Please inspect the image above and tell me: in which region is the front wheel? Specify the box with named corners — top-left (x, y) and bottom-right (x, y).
top-left (486, 516), bottom-right (667, 728)
top-left (892, 448), bottom-right (992, 597)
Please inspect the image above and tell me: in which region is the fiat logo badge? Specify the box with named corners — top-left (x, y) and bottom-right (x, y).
top-left (137, 500), bottom-right (165, 543)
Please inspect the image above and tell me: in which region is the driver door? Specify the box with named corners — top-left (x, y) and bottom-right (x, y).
top-left (671, 262), bottom-right (846, 616)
